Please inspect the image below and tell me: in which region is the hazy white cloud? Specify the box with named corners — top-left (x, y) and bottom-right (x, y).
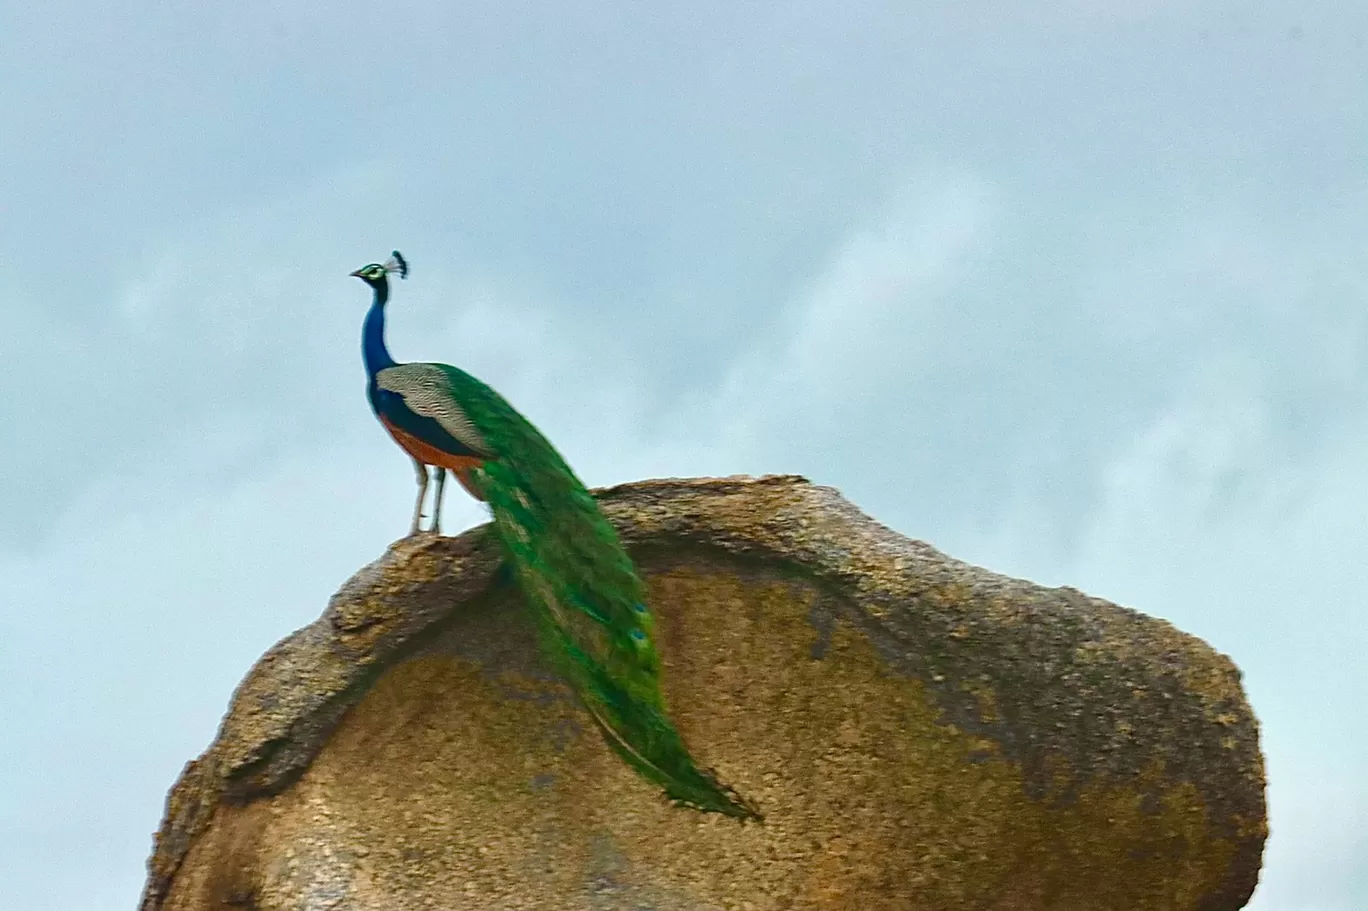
top-left (723, 171), bottom-right (999, 419)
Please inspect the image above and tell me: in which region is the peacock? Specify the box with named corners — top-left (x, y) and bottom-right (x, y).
top-left (351, 251), bottom-right (760, 821)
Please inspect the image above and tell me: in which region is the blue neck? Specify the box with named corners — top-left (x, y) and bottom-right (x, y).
top-left (362, 283), bottom-right (396, 376)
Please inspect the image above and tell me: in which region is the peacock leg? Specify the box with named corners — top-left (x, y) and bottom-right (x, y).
top-left (409, 458), bottom-right (429, 536)
top-left (431, 467), bottom-right (448, 535)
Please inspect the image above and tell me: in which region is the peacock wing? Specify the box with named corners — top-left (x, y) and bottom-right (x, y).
top-left (375, 363), bottom-right (497, 459)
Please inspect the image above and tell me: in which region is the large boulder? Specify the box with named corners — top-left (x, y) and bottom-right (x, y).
top-left (140, 475), bottom-right (1266, 910)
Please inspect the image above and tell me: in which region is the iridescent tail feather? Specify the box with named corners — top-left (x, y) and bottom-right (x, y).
top-left (467, 416), bottom-right (761, 820)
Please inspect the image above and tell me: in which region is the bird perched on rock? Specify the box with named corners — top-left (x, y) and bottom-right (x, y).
top-left (351, 251), bottom-right (760, 821)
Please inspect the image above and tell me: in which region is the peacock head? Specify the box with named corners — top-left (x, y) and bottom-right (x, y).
top-left (350, 250), bottom-right (409, 289)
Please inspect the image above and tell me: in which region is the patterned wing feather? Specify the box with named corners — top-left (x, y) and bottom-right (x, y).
top-left (432, 363), bottom-right (760, 820)
top-left (375, 364), bottom-right (496, 458)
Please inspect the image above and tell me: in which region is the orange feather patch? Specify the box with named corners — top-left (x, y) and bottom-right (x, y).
top-left (380, 416), bottom-right (487, 473)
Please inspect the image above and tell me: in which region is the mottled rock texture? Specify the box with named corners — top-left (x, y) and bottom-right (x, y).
top-left (141, 475), bottom-right (1266, 911)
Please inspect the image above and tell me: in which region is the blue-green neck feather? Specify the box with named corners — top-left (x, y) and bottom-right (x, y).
top-left (362, 281), bottom-right (396, 376)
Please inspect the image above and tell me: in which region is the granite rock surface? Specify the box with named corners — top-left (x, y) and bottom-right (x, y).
top-left (140, 475), bottom-right (1266, 910)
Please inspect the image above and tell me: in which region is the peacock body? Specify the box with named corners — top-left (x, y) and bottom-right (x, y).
top-left (351, 252), bottom-right (760, 820)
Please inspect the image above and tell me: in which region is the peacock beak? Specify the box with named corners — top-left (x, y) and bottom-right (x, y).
top-left (349, 269), bottom-right (364, 278)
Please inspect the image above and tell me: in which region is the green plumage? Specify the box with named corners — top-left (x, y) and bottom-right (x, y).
top-left (429, 363), bottom-right (761, 821)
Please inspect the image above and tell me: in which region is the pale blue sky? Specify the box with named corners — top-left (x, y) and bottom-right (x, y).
top-left (2, 2), bottom-right (1365, 908)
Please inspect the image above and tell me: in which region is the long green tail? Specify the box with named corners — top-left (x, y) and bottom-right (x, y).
top-left (452, 372), bottom-right (759, 820)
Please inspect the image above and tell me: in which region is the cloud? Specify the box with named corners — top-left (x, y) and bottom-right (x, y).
top-left (716, 170), bottom-right (1000, 433)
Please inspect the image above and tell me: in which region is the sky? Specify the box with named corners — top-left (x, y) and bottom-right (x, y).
top-left (1, 2), bottom-right (1365, 908)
